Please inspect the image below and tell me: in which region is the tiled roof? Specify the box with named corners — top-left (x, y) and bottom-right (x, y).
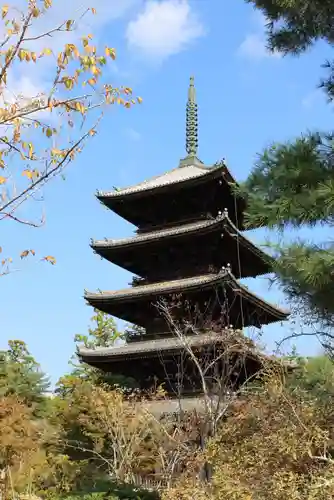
top-left (84, 270), bottom-right (289, 317)
top-left (85, 271), bottom-right (224, 300)
top-left (90, 214), bottom-right (272, 266)
top-left (92, 218), bottom-right (215, 248)
top-left (78, 330), bottom-right (251, 360)
top-left (96, 162), bottom-right (231, 199)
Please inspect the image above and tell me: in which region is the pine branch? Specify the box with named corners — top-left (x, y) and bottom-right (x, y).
top-left (237, 132), bottom-right (334, 228)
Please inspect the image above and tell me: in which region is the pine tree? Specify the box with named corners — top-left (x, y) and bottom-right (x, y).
top-left (0, 340), bottom-right (50, 415)
top-left (239, 1), bottom-right (334, 348)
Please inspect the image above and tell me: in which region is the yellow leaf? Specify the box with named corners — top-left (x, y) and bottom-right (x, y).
top-left (68, 44), bottom-right (80, 58)
top-left (31, 52), bottom-right (37, 62)
top-left (0, 246), bottom-right (2, 253)
top-left (0, 176), bottom-right (6, 184)
top-left (43, 255), bottom-right (56, 265)
top-left (91, 65), bottom-right (100, 76)
top-left (25, 51), bottom-right (31, 62)
top-left (75, 101), bottom-right (85, 113)
top-left (20, 250), bottom-right (29, 259)
top-left (84, 45), bottom-right (95, 54)
top-left (89, 129), bottom-right (96, 136)
top-left (91, 7), bottom-right (97, 14)
top-left (87, 34), bottom-right (93, 40)
top-left (31, 7), bottom-right (39, 17)
top-left (44, 0), bottom-right (52, 8)
top-left (22, 169), bottom-right (33, 179)
top-left (46, 128), bottom-right (53, 138)
top-left (105, 47), bottom-right (116, 60)
top-left (66, 19), bottom-right (73, 30)
top-left (43, 48), bottom-right (52, 56)
top-left (12, 22), bottom-right (20, 33)
top-left (2, 5), bottom-right (8, 19)
top-left (30, 249), bottom-right (36, 256)
top-left (137, 96), bottom-right (143, 104)
top-left (64, 78), bottom-right (73, 89)
top-left (51, 148), bottom-right (62, 156)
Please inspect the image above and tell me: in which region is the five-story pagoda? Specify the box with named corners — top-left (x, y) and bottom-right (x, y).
top-left (79, 77), bottom-right (288, 403)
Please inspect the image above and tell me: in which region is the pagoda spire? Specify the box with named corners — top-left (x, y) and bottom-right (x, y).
top-left (185, 75), bottom-right (198, 157)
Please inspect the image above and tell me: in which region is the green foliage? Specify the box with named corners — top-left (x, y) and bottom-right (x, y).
top-left (58, 485), bottom-right (159, 500)
top-left (287, 355), bottom-right (334, 400)
top-left (235, 132), bottom-right (334, 329)
top-left (75, 309), bottom-right (122, 349)
top-left (237, 132), bottom-right (334, 229)
top-left (163, 373), bottom-right (334, 499)
top-left (0, 340), bottom-right (50, 415)
top-left (245, 0), bottom-right (334, 100)
top-left (238, 1), bottom-right (334, 341)
top-left (57, 310), bottom-right (137, 396)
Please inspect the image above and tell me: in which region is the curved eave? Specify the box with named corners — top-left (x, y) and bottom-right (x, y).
top-left (84, 270), bottom-right (289, 320)
top-left (96, 163), bottom-right (236, 203)
top-left (232, 281), bottom-right (288, 321)
top-left (78, 330), bottom-right (257, 363)
top-left (85, 272), bottom-right (227, 303)
top-left (90, 215), bottom-right (273, 274)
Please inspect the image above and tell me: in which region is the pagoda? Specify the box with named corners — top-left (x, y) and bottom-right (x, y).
top-left (79, 77), bottom-right (288, 405)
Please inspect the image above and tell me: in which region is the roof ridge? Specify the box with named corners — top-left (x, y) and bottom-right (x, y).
top-left (84, 269), bottom-right (289, 319)
top-left (90, 213), bottom-right (272, 271)
top-left (78, 328), bottom-right (244, 358)
top-left (96, 163), bottom-right (222, 199)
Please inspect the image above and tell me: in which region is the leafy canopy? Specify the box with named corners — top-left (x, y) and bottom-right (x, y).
top-left (0, 0), bottom-right (142, 276)
top-left (0, 339), bottom-right (50, 414)
top-left (238, 0), bottom-right (334, 341)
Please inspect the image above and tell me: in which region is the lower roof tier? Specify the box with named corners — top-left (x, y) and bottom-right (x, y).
top-left (79, 330), bottom-right (256, 364)
top-left (78, 330), bottom-right (295, 396)
top-left (78, 331), bottom-right (264, 388)
top-left (91, 213), bottom-right (271, 280)
top-left (84, 269), bottom-right (288, 330)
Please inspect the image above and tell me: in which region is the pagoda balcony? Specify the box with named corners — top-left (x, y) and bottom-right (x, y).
top-left (91, 213), bottom-right (272, 281)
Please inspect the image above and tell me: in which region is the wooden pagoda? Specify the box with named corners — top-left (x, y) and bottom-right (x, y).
top-left (79, 77), bottom-right (288, 405)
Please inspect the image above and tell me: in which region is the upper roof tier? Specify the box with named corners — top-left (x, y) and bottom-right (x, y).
top-left (91, 211), bottom-right (272, 280)
top-left (96, 77), bottom-right (247, 231)
top-left (97, 158), bottom-right (247, 231)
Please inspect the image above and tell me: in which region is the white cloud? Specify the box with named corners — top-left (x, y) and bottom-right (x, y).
top-left (238, 11), bottom-right (280, 61)
top-left (126, 0), bottom-right (204, 62)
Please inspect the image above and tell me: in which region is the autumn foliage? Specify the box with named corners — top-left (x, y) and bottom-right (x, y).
top-left (163, 372), bottom-right (334, 500)
top-left (0, 0), bottom-right (141, 276)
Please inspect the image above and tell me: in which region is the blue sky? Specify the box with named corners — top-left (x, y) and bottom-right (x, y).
top-left (1, 0), bottom-right (333, 385)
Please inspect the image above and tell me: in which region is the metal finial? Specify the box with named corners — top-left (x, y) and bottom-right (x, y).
top-left (186, 75), bottom-right (198, 156)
